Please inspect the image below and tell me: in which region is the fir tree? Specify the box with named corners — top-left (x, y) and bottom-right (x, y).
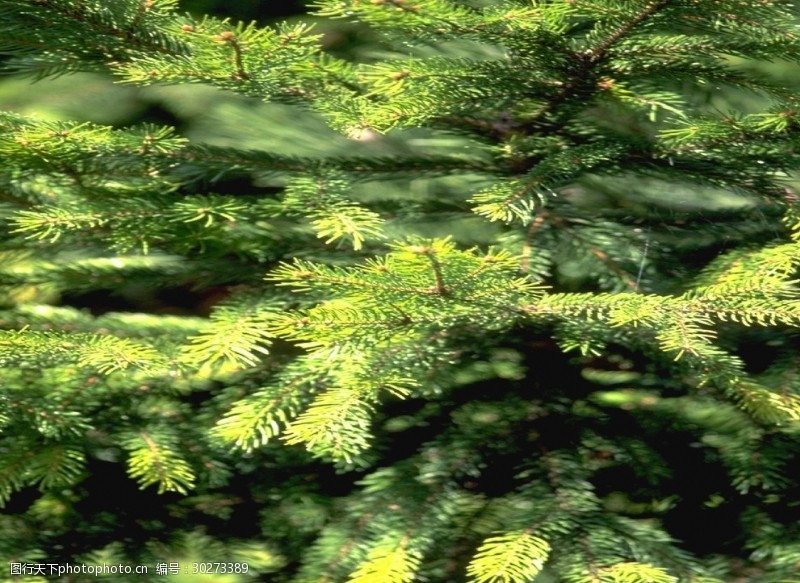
top-left (1, 0), bottom-right (800, 581)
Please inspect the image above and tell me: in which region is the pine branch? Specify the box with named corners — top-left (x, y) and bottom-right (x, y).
top-left (124, 430), bottom-right (196, 494)
top-left (0, 0), bottom-right (189, 77)
top-left (467, 530), bottom-right (550, 583)
top-left (2, 0), bottom-right (800, 579)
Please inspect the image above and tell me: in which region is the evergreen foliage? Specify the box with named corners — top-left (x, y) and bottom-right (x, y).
top-left (1, 0), bottom-right (800, 581)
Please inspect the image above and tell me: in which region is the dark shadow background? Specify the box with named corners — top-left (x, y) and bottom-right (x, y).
top-left (181, 0), bottom-right (308, 22)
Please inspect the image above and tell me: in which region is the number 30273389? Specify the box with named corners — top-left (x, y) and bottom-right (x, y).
top-left (192, 562), bottom-right (249, 574)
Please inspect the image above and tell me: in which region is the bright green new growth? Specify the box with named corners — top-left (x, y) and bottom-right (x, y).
top-left (1, 0), bottom-right (800, 581)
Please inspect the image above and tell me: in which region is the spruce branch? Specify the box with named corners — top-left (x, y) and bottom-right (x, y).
top-left (520, 0), bottom-right (672, 132)
top-left (124, 430), bottom-right (197, 494)
top-left (583, 0), bottom-right (673, 63)
top-left (0, 0), bottom-right (188, 77)
top-left (466, 529), bottom-right (550, 583)
top-left (2, 0), bottom-right (800, 578)
top-left (213, 30), bottom-right (250, 81)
